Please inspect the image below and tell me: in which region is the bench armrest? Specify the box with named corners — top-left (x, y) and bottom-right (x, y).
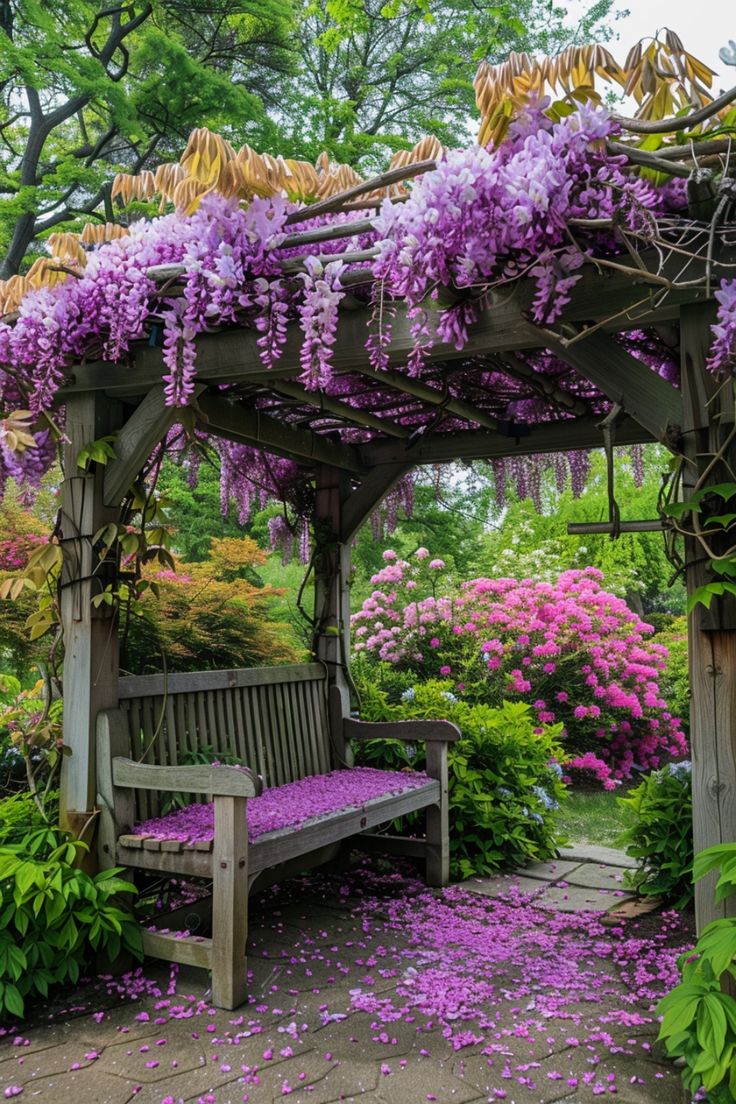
top-left (343, 718), bottom-right (460, 744)
top-left (112, 757), bottom-right (261, 798)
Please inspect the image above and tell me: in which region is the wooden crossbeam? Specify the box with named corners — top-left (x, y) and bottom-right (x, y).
top-left (346, 363), bottom-right (502, 432)
top-left (103, 385), bottom-right (204, 507)
top-left (266, 379), bottom-right (409, 439)
top-left (363, 414), bottom-right (653, 466)
top-left (340, 463), bottom-right (413, 542)
top-left (537, 329), bottom-right (683, 441)
top-left (197, 392), bottom-right (366, 474)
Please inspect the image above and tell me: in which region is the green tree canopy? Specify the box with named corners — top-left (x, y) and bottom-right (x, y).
top-left (0, 0), bottom-right (294, 276)
top-left (281, 0), bottom-right (618, 165)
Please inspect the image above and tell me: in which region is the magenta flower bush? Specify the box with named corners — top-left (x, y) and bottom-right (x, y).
top-left (352, 551), bottom-right (687, 788)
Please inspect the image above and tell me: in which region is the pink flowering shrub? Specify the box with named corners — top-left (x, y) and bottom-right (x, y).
top-left (352, 551), bottom-right (687, 788)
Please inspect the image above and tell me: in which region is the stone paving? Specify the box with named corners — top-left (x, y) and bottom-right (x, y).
top-left (0, 847), bottom-right (688, 1104)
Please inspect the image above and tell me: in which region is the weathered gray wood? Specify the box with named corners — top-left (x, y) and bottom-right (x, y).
top-left (340, 464), bottom-right (413, 543)
top-left (142, 930), bottom-right (212, 969)
top-left (97, 709), bottom-right (135, 868)
top-left (112, 757), bottom-right (260, 797)
top-left (60, 393), bottom-right (124, 830)
top-left (680, 301), bottom-right (736, 939)
top-left (212, 795), bottom-right (249, 1009)
top-left (344, 718), bottom-right (461, 743)
top-left (363, 414), bottom-right (653, 467)
top-left (425, 742), bottom-right (450, 886)
top-left (541, 329), bottom-right (682, 442)
top-left (346, 363), bottom-right (501, 432)
top-left (103, 385), bottom-right (204, 507)
top-left (248, 780), bottom-right (440, 873)
top-left (197, 392), bottom-right (365, 474)
top-left (567, 520), bottom-right (663, 534)
top-left (62, 245), bottom-right (736, 402)
top-left (314, 467), bottom-right (353, 768)
top-left (118, 662), bottom-right (325, 699)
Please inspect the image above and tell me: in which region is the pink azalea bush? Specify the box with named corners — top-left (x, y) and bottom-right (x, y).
top-left (352, 551), bottom-right (687, 788)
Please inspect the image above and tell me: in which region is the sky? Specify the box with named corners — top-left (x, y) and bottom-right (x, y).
top-left (567, 0), bottom-right (733, 81)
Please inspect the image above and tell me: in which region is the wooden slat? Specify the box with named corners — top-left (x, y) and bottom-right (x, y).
top-left (288, 684), bottom-right (307, 780)
top-left (117, 843), bottom-right (212, 877)
top-left (142, 930), bottom-right (212, 970)
top-left (311, 680), bottom-right (331, 773)
top-left (112, 757), bottom-right (260, 797)
top-left (118, 663), bottom-right (325, 699)
top-left (344, 718), bottom-right (461, 743)
top-left (243, 686), bottom-right (266, 780)
top-left (249, 781), bottom-right (439, 873)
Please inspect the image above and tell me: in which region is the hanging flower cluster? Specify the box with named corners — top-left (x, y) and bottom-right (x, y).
top-left (369, 103), bottom-right (667, 363)
top-left (352, 551), bottom-right (687, 787)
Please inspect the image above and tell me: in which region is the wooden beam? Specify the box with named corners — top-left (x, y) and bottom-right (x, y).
top-left (103, 385), bottom-right (204, 507)
top-left (567, 520), bottom-right (663, 535)
top-left (340, 463), bottom-right (413, 542)
top-left (60, 244), bottom-right (735, 401)
top-left (196, 392), bottom-right (366, 474)
top-left (537, 329), bottom-right (682, 441)
top-left (363, 414), bottom-right (653, 466)
top-left (346, 363), bottom-right (502, 432)
top-left (496, 352), bottom-right (589, 417)
top-left (267, 379), bottom-right (409, 439)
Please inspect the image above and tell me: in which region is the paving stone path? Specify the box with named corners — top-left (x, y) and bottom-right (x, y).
top-left (0, 847), bottom-right (688, 1104)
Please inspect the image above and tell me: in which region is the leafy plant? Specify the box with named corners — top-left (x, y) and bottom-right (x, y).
top-left (656, 843), bottom-right (736, 1103)
top-left (0, 823), bottom-right (141, 1018)
top-left (0, 673), bottom-right (64, 814)
top-left (617, 763), bottom-right (694, 908)
top-left (354, 678), bottom-right (568, 877)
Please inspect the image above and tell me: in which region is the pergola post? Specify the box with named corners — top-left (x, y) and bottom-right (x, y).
top-left (680, 302), bottom-right (736, 933)
top-left (59, 393), bottom-right (123, 837)
top-left (313, 464), bottom-right (354, 766)
top-left (313, 461), bottom-right (414, 763)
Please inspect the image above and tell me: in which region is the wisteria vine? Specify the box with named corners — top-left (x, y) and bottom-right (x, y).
top-left (0, 102), bottom-right (734, 528)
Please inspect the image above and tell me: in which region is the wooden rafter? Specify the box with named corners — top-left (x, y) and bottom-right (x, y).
top-left (264, 380), bottom-right (409, 439)
top-left (536, 328), bottom-right (683, 441)
top-left (196, 392), bottom-right (366, 474)
top-left (363, 413), bottom-right (653, 466)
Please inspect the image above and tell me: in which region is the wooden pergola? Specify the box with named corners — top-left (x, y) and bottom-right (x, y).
top-left (56, 236), bottom-right (735, 933)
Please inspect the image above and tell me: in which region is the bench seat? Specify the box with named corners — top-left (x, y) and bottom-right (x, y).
top-left (96, 663), bottom-right (459, 1009)
top-left (118, 767), bottom-right (439, 879)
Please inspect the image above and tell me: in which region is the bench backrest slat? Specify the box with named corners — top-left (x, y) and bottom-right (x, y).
top-left (116, 663), bottom-right (330, 819)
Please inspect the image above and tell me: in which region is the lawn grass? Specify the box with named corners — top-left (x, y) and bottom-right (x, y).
top-left (556, 786), bottom-right (638, 848)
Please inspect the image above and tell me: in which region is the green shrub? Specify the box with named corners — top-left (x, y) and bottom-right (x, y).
top-left (656, 615), bottom-right (690, 735)
top-left (617, 762), bottom-right (693, 907)
top-left (657, 843), bottom-right (736, 1104)
top-left (0, 821), bottom-right (142, 1018)
top-left (354, 678), bottom-right (568, 877)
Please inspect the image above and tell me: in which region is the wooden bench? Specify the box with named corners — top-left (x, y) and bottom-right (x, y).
top-left (96, 662), bottom-right (459, 1008)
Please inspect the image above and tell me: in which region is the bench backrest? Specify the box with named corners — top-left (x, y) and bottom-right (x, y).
top-left (116, 663), bottom-right (331, 820)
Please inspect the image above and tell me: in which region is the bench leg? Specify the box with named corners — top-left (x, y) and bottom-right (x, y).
top-left (212, 795), bottom-right (249, 1009)
top-left (425, 743), bottom-right (450, 887)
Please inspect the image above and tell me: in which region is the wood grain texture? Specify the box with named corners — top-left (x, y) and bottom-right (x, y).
top-left (344, 717), bottom-right (461, 743)
top-left (425, 742), bottom-right (450, 886)
top-left (112, 757), bottom-right (260, 797)
top-left (60, 393), bottom-right (124, 826)
top-left (212, 795), bottom-right (249, 1009)
top-left (103, 385), bottom-right (203, 507)
top-left (681, 302), bottom-right (736, 932)
top-left (118, 663), bottom-right (325, 698)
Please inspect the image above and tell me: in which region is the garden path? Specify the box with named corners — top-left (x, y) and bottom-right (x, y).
top-left (0, 851), bottom-right (687, 1104)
